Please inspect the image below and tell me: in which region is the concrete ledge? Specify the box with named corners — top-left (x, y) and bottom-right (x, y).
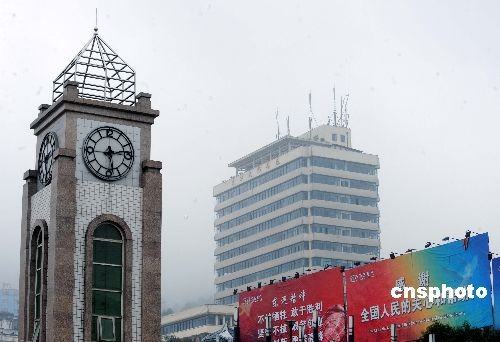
top-left (137, 92), bottom-right (151, 99)
top-left (63, 81), bottom-right (79, 99)
top-left (142, 160), bottom-right (162, 171)
top-left (30, 96), bottom-right (160, 132)
top-left (137, 92), bottom-right (152, 110)
top-left (64, 80), bottom-right (79, 87)
top-left (38, 104), bottom-right (50, 116)
top-left (54, 148), bottom-right (76, 160)
top-left (23, 169), bottom-right (37, 181)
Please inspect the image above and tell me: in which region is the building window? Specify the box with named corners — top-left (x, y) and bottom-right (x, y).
top-left (340, 135), bottom-right (346, 143)
top-left (216, 258), bottom-right (309, 291)
top-left (216, 225), bottom-right (309, 262)
top-left (32, 229), bottom-right (43, 342)
top-left (92, 223), bottom-right (123, 342)
top-left (215, 158), bottom-right (307, 203)
top-left (216, 208), bottom-right (308, 247)
top-left (311, 157), bottom-right (377, 175)
top-left (216, 175), bottom-right (308, 218)
top-left (332, 134), bottom-right (337, 141)
top-left (216, 192), bottom-right (308, 232)
top-left (216, 241), bottom-right (309, 276)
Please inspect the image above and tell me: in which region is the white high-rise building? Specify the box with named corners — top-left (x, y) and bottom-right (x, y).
top-left (213, 124), bottom-right (380, 304)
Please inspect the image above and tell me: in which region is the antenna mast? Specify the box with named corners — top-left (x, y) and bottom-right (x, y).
top-left (340, 96), bottom-right (343, 126)
top-left (308, 91), bottom-right (318, 129)
top-left (344, 94), bottom-right (350, 127)
top-left (340, 94), bottom-right (350, 127)
top-left (332, 86), bottom-right (337, 126)
top-left (95, 8), bottom-right (98, 33)
top-left (275, 108), bottom-right (280, 140)
top-left (308, 92), bottom-right (313, 139)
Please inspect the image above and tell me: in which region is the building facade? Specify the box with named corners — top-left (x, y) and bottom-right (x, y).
top-left (161, 305), bottom-right (234, 340)
top-left (0, 285), bottom-right (18, 316)
top-left (18, 30), bottom-right (162, 341)
top-left (213, 124), bottom-right (380, 304)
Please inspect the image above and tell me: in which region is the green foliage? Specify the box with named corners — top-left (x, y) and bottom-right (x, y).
top-left (162, 307), bottom-right (174, 315)
top-left (419, 322), bottom-right (500, 342)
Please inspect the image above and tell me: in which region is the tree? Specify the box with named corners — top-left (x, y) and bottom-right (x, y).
top-left (162, 307), bottom-right (174, 316)
top-left (419, 322), bottom-right (500, 342)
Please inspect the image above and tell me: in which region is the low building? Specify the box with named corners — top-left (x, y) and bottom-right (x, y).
top-left (0, 285), bottom-right (18, 342)
top-left (0, 315), bottom-right (18, 342)
top-left (161, 305), bottom-right (234, 340)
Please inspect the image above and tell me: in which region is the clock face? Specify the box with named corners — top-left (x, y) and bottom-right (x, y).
top-left (38, 132), bottom-right (58, 186)
top-left (82, 126), bottom-right (134, 181)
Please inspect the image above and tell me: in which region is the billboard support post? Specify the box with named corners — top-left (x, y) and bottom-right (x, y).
top-left (390, 323), bottom-right (397, 342)
top-left (286, 320), bottom-right (295, 342)
top-left (312, 309), bottom-right (319, 342)
top-left (298, 324), bottom-right (305, 342)
top-left (233, 307), bottom-right (240, 342)
top-left (348, 315), bottom-right (354, 342)
top-left (341, 267), bottom-right (348, 341)
top-left (265, 314), bottom-right (272, 342)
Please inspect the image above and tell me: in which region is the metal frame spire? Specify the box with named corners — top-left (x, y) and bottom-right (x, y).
top-left (52, 27), bottom-right (136, 106)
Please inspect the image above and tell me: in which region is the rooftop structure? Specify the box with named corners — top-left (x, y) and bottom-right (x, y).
top-left (53, 28), bottom-right (135, 105)
top-left (228, 125), bottom-right (359, 174)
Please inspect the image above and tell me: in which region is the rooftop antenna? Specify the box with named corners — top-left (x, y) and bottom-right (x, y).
top-left (308, 116), bottom-right (312, 139)
top-left (94, 8), bottom-right (98, 34)
top-left (341, 94), bottom-right (350, 127)
top-left (308, 91), bottom-right (318, 127)
top-left (332, 86), bottom-right (338, 126)
top-left (286, 115), bottom-right (290, 136)
top-left (308, 92), bottom-right (313, 139)
top-left (275, 108), bottom-right (280, 140)
top-left (340, 96), bottom-right (344, 127)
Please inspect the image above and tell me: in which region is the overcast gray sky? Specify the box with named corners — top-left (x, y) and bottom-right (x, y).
top-left (1, 1), bottom-right (500, 310)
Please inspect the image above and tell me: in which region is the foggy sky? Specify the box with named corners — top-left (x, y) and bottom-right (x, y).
top-left (1, 1), bottom-right (500, 310)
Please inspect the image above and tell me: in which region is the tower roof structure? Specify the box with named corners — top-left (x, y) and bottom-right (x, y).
top-left (53, 28), bottom-right (136, 105)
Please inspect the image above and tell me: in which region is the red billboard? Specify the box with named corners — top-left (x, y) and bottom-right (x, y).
top-left (238, 269), bottom-right (346, 342)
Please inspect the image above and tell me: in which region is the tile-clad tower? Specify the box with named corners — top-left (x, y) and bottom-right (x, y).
top-left (213, 124), bottom-right (380, 304)
top-left (18, 29), bottom-right (162, 342)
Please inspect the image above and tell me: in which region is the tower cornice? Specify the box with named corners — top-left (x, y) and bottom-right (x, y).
top-left (31, 82), bottom-right (159, 135)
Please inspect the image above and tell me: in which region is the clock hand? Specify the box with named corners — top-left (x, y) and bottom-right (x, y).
top-left (103, 146), bottom-right (114, 160)
top-left (97, 149), bottom-right (129, 160)
top-left (96, 147), bottom-right (123, 155)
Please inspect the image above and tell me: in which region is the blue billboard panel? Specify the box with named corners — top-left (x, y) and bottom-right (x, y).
top-left (492, 257), bottom-right (500, 329)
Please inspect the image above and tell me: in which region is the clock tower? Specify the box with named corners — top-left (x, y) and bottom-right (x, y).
top-left (18, 29), bottom-right (162, 342)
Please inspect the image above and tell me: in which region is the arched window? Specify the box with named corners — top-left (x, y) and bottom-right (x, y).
top-left (92, 223), bottom-right (123, 342)
top-left (32, 228), bottom-right (43, 341)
